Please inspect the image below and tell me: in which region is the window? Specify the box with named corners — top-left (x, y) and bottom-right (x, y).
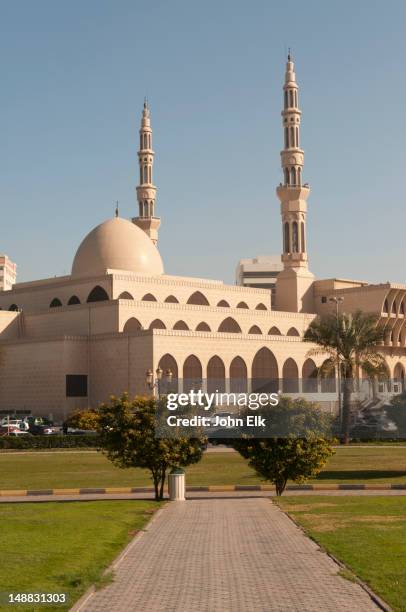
top-left (187, 291), bottom-right (210, 306)
top-left (284, 222), bottom-right (290, 253)
top-left (68, 295), bottom-right (80, 305)
top-left (66, 375), bottom-right (87, 398)
top-left (301, 221), bottom-right (305, 251)
top-left (87, 286), bottom-right (109, 303)
top-left (50, 298), bottom-right (62, 308)
top-left (292, 222), bottom-right (299, 252)
top-left (142, 293), bottom-right (157, 301)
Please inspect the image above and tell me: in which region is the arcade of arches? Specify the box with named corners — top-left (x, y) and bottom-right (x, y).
top-left (155, 348), bottom-right (340, 395)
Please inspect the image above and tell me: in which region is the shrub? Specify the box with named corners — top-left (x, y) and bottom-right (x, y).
top-left (0, 435), bottom-right (100, 450)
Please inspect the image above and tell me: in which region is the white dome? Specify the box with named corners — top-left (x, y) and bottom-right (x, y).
top-left (72, 217), bottom-right (164, 277)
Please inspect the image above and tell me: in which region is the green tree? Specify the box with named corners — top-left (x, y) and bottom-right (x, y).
top-left (304, 310), bottom-right (388, 444)
top-left (64, 408), bottom-right (100, 430)
top-left (232, 397), bottom-right (335, 496)
top-left (97, 394), bottom-right (206, 500)
top-left (385, 393), bottom-right (406, 438)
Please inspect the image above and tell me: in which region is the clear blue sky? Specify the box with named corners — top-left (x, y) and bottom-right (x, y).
top-left (1, 0), bottom-right (405, 284)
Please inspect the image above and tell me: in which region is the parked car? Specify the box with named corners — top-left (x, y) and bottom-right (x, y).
top-left (0, 418), bottom-right (22, 428)
top-left (6, 430), bottom-right (32, 437)
top-left (0, 425), bottom-right (21, 436)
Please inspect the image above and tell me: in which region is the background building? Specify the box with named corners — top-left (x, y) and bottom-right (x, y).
top-left (0, 255), bottom-right (17, 291)
top-left (235, 255), bottom-right (283, 300)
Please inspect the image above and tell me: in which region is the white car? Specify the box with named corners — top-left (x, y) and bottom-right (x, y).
top-left (0, 418), bottom-right (21, 428)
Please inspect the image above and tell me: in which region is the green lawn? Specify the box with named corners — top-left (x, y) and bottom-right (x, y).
top-left (0, 446), bottom-right (405, 490)
top-left (275, 496), bottom-right (406, 612)
top-left (0, 500), bottom-right (162, 611)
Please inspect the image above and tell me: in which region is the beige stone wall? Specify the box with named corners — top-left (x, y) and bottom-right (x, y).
top-left (0, 337), bottom-right (87, 420)
top-left (111, 272), bottom-right (273, 309)
top-left (0, 311), bottom-right (20, 339)
top-left (0, 275), bottom-right (112, 312)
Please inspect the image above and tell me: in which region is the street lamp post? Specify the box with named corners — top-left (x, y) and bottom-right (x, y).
top-left (145, 367), bottom-right (173, 398)
top-left (329, 296), bottom-right (344, 425)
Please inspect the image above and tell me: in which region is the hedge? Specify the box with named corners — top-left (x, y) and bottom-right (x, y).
top-left (0, 435), bottom-right (101, 449)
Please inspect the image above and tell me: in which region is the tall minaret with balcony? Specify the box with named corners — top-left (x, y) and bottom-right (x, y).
top-left (274, 55), bottom-right (315, 313)
top-left (132, 101), bottom-right (161, 245)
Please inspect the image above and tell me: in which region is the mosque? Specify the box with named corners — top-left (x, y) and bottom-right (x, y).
top-left (0, 56), bottom-right (405, 421)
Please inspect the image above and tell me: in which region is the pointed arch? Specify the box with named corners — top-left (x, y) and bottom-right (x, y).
top-left (149, 319), bottom-right (166, 330)
top-left (123, 317), bottom-right (142, 333)
top-left (183, 355), bottom-right (202, 393)
top-left (218, 317), bottom-right (242, 333)
top-left (248, 325), bottom-right (262, 335)
top-left (187, 291), bottom-right (210, 306)
top-left (8, 304), bottom-right (19, 312)
top-left (290, 167), bottom-right (296, 185)
top-left (217, 299), bottom-right (230, 307)
top-left (49, 298), bottom-right (62, 308)
top-left (320, 359), bottom-right (337, 393)
top-left (252, 347), bottom-right (279, 393)
top-left (158, 353), bottom-right (179, 393)
top-left (282, 358), bottom-right (299, 393)
top-left (302, 358), bottom-right (318, 393)
top-left (394, 362), bottom-right (405, 392)
top-left (118, 291), bottom-right (134, 300)
top-left (236, 301), bottom-right (249, 309)
top-left (383, 298), bottom-right (389, 313)
top-left (400, 300), bottom-right (405, 316)
top-left (142, 293), bottom-right (157, 302)
top-left (301, 221), bottom-right (305, 251)
top-left (87, 286), bottom-right (109, 303)
top-left (392, 301), bottom-right (397, 314)
top-left (207, 355), bottom-right (226, 393)
top-left (173, 320), bottom-right (189, 330)
top-left (196, 322), bottom-right (211, 332)
top-left (67, 295), bottom-right (81, 305)
top-left (230, 356), bottom-right (248, 393)
top-left (164, 295), bottom-right (179, 303)
top-left (268, 326), bottom-right (281, 336)
top-left (255, 303), bottom-right (267, 310)
top-left (287, 327), bottom-right (300, 337)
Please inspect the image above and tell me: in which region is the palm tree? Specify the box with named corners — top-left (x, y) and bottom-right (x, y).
top-left (304, 310), bottom-right (388, 444)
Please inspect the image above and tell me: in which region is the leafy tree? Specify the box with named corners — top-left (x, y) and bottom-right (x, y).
top-left (385, 393), bottom-right (406, 437)
top-left (64, 408), bottom-right (100, 430)
top-left (232, 397), bottom-right (335, 496)
top-left (304, 310), bottom-right (388, 444)
top-left (97, 394), bottom-right (206, 500)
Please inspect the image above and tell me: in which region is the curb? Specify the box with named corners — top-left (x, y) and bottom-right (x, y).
top-left (0, 483), bottom-right (405, 497)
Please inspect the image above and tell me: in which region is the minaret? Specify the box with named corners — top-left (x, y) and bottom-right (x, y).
top-left (274, 54), bottom-right (315, 313)
top-left (132, 101), bottom-right (161, 245)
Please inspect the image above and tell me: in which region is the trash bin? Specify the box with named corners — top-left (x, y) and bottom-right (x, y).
top-left (168, 467), bottom-right (185, 501)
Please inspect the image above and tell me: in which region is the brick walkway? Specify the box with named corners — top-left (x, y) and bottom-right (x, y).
top-left (74, 498), bottom-right (380, 612)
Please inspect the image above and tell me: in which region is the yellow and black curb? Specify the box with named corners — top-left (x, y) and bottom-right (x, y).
top-left (0, 483), bottom-right (405, 497)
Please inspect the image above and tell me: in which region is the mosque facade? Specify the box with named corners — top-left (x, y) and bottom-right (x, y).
top-left (0, 57), bottom-right (405, 421)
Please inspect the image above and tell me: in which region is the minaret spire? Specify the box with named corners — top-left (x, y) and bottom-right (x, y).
top-left (132, 100), bottom-right (161, 245)
top-left (274, 55), bottom-right (315, 313)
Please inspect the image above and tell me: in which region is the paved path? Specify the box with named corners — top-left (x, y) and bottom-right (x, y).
top-left (73, 498), bottom-right (380, 612)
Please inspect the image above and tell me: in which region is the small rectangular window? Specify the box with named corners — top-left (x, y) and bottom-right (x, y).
top-left (66, 375), bottom-right (88, 397)
top-left (321, 296), bottom-right (327, 304)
